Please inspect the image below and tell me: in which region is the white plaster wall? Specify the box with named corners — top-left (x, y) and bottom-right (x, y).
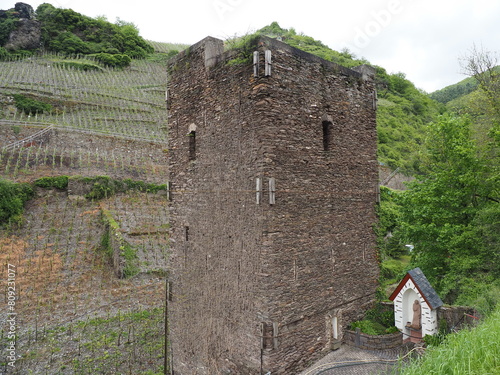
top-left (422, 304), bottom-right (438, 336)
top-left (393, 279), bottom-right (438, 338)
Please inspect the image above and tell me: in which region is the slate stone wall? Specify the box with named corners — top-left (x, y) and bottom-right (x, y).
top-left (344, 329), bottom-right (403, 350)
top-left (167, 36), bottom-right (379, 374)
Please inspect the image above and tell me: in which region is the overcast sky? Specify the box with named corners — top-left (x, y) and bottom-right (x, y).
top-left (5, 0), bottom-right (500, 92)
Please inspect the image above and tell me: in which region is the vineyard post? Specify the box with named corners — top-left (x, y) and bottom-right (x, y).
top-left (164, 279), bottom-right (171, 375)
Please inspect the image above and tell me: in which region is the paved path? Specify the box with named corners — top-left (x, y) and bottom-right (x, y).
top-left (298, 345), bottom-right (412, 375)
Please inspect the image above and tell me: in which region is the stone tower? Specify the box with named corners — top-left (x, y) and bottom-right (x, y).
top-left (166, 35), bottom-right (379, 374)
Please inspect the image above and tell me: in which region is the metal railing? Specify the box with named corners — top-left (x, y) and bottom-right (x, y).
top-left (1, 124), bottom-right (54, 152)
top-left (0, 120), bottom-right (166, 148)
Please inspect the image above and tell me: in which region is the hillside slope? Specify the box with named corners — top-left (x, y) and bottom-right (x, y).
top-left (429, 75), bottom-right (479, 104)
top-left (256, 22), bottom-right (443, 173)
top-left (1, 10), bottom-right (171, 371)
top-left (0, 177), bottom-right (169, 374)
top-left (429, 66), bottom-right (500, 106)
top-left (0, 55), bottom-right (167, 144)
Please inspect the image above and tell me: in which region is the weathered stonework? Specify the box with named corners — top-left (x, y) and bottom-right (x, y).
top-left (344, 329), bottom-right (403, 350)
top-left (167, 36), bottom-right (379, 374)
top-left (4, 18), bottom-right (41, 51)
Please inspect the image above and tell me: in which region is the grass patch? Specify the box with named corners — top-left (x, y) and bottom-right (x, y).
top-left (6, 308), bottom-right (166, 374)
top-left (400, 306), bottom-right (500, 374)
top-left (381, 255), bottom-right (410, 282)
top-left (379, 255), bottom-right (411, 298)
top-left (100, 207), bottom-right (139, 278)
top-left (121, 242), bottom-right (139, 278)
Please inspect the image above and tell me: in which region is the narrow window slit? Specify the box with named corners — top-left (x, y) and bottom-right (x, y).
top-left (188, 131), bottom-right (196, 160)
top-left (322, 121), bottom-right (332, 151)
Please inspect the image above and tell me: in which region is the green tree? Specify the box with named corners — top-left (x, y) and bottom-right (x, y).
top-left (400, 115), bottom-right (498, 302)
top-left (460, 44), bottom-right (500, 144)
top-left (0, 18), bottom-right (16, 46)
top-left (376, 186), bottom-right (405, 258)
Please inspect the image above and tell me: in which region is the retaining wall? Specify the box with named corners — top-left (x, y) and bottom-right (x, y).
top-left (344, 329), bottom-right (403, 350)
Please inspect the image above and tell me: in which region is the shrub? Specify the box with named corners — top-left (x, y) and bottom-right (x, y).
top-left (49, 32), bottom-right (89, 55)
top-left (365, 305), bottom-right (395, 328)
top-left (385, 326), bottom-right (400, 334)
top-left (12, 94), bottom-right (52, 115)
top-left (0, 46), bottom-right (9, 59)
top-left (36, 4), bottom-right (153, 58)
top-left (7, 49), bottom-right (35, 58)
top-left (34, 176), bottom-right (69, 190)
top-left (86, 176), bottom-right (115, 200)
top-left (76, 176), bottom-right (167, 200)
top-left (225, 32), bottom-right (263, 65)
top-left (0, 178), bottom-right (34, 226)
top-left (114, 53), bottom-right (131, 67)
top-left (0, 18), bottom-right (16, 46)
top-left (350, 303), bottom-right (399, 335)
top-left (93, 53), bottom-right (131, 68)
top-left (350, 320), bottom-right (386, 335)
top-left (80, 176), bottom-right (167, 200)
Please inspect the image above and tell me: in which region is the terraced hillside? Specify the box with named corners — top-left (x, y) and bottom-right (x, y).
top-left (0, 54), bottom-right (171, 374)
top-left (0, 54), bottom-right (167, 140)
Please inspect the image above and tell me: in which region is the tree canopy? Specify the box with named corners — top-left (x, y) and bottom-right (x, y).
top-left (399, 114), bottom-right (499, 304)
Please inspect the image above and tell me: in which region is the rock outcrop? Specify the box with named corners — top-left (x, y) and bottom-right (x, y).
top-left (1, 3), bottom-right (41, 50)
top-left (15, 2), bottom-right (36, 19)
top-left (4, 18), bottom-right (41, 50)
